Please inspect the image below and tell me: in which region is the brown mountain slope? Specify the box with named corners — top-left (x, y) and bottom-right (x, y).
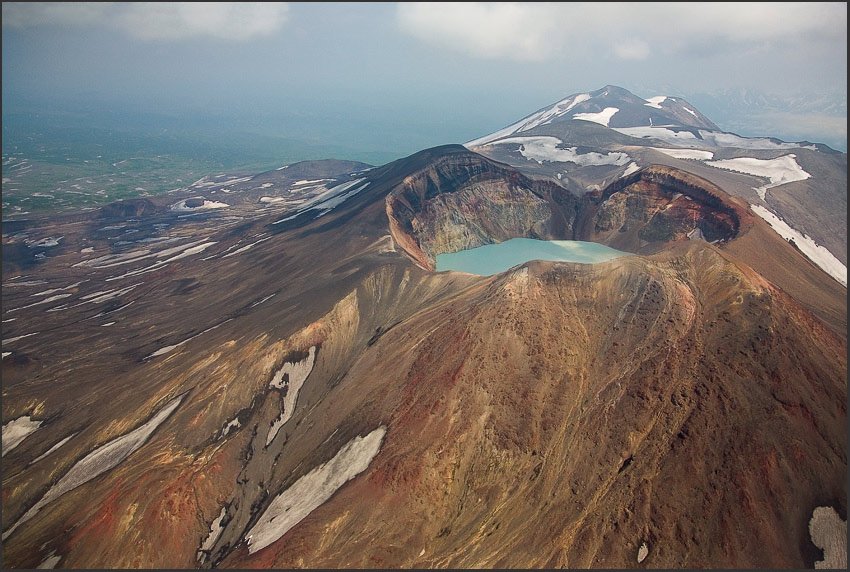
top-left (1, 146), bottom-right (845, 569)
top-left (220, 244), bottom-right (845, 569)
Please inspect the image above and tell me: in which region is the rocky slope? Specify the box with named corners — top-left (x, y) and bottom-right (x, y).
top-left (1, 144), bottom-right (846, 569)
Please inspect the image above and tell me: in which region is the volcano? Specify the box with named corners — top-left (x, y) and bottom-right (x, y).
top-left (1, 88), bottom-right (846, 569)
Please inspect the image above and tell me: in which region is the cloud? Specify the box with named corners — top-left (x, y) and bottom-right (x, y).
top-left (396, 3), bottom-right (560, 61)
top-left (613, 39), bottom-right (650, 61)
top-left (396, 2), bottom-right (846, 62)
top-left (2, 2), bottom-right (289, 41)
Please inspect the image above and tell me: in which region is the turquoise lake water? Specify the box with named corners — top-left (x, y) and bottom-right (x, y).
top-left (435, 238), bottom-right (631, 276)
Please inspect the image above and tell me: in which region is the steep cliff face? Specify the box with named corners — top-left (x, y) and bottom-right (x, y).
top-left (385, 151), bottom-right (580, 269)
top-left (581, 165), bottom-right (745, 253)
top-left (386, 154), bottom-right (743, 267)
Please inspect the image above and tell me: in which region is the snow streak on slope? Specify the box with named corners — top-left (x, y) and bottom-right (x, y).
top-left (572, 107), bottom-right (619, 127)
top-left (751, 204), bottom-right (846, 287)
top-left (707, 155), bottom-right (811, 200)
top-left (2, 394), bottom-right (185, 541)
top-left (273, 179), bottom-right (368, 224)
top-left (644, 96), bottom-right (667, 109)
top-left (466, 93), bottom-right (592, 147)
top-left (2, 416), bottom-right (43, 456)
top-left (266, 346), bottom-right (317, 445)
top-left (245, 426), bottom-right (387, 554)
top-left (484, 136), bottom-right (630, 166)
top-left (651, 148), bottom-right (715, 160)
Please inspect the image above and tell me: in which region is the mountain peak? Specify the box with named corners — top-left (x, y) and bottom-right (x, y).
top-left (467, 85), bottom-right (718, 146)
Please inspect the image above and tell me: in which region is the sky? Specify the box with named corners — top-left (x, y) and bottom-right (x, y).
top-left (2, 2), bottom-right (847, 158)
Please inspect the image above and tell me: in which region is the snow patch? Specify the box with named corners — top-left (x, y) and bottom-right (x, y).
top-left (221, 417), bottom-right (241, 438)
top-left (651, 148), bottom-right (714, 160)
top-left (809, 506), bottom-right (847, 569)
top-left (32, 433), bottom-right (76, 464)
top-left (2, 416), bottom-right (43, 456)
top-left (266, 346), bottom-right (317, 445)
top-left (2, 332), bottom-right (38, 344)
top-left (197, 506), bottom-right (228, 563)
top-left (485, 136), bottom-right (629, 166)
top-left (644, 96), bottom-right (667, 109)
top-left (245, 426), bottom-right (387, 554)
top-left (637, 542), bottom-right (649, 563)
top-left (613, 126), bottom-right (698, 142)
top-left (751, 204), bottom-right (846, 287)
top-left (572, 107), bottom-right (619, 127)
top-left (36, 552), bottom-right (61, 569)
top-left (682, 106), bottom-right (699, 118)
top-left (273, 179), bottom-right (368, 224)
top-left (170, 199), bottom-right (229, 212)
top-left (222, 237), bottom-right (272, 258)
top-left (2, 394), bottom-right (185, 541)
top-left (706, 155), bottom-right (810, 200)
top-left (621, 162), bottom-right (641, 177)
top-left (466, 93), bottom-right (593, 146)
top-left (145, 319), bottom-right (232, 360)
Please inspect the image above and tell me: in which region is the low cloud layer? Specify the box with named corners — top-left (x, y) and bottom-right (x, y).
top-left (2, 2), bottom-right (289, 41)
top-left (397, 2), bottom-right (846, 62)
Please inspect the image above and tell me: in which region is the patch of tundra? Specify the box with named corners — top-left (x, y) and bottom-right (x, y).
top-left (197, 506), bottom-right (228, 563)
top-left (751, 204), bottom-right (846, 287)
top-left (809, 506), bottom-right (847, 569)
top-left (32, 433), bottom-right (77, 464)
top-left (245, 426), bottom-right (387, 554)
top-left (706, 155), bottom-right (811, 200)
top-left (1, 394), bottom-right (185, 542)
top-left (2, 416), bottom-right (43, 456)
top-left (486, 136), bottom-right (629, 166)
top-left (266, 346), bottom-right (317, 445)
top-left (572, 107), bottom-right (619, 126)
top-left (651, 147), bottom-right (714, 160)
top-left (144, 319), bottom-right (233, 360)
